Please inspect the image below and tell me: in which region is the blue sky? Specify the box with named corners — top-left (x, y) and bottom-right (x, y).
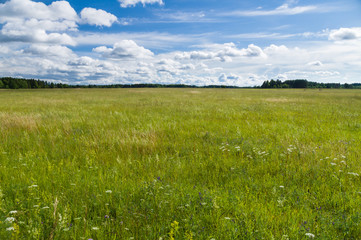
top-left (0, 0), bottom-right (361, 86)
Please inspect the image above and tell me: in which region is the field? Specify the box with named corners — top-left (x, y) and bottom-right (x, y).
top-left (0, 88), bottom-right (361, 239)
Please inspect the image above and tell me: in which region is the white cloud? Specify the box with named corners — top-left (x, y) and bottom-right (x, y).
top-left (175, 43), bottom-right (266, 62)
top-left (329, 28), bottom-right (361, 41)
top-left (221, 3), bottom-right (318, 17)
top-left (118, 0), bottom-right (164, 8)
top-left (80, 8), bottom-right (117, 27)
top-left (0, 0), bottom-right (120, 45)
top-left (264, 44), bottom-right (289, 55)
top-left (93, 40), bottom-right (154, 59)
top-left (0, 46), bottom-right (10, 54)
top-left (307, 61), bottom-right (323, 67)
top-left (1, 24), bottom-right (76, 45)
top-left (0, 0), bottom-right (79, 45)
top-left (0, 0), bottom-right (78, 22)
top-left (22, 44), bottom-right (75, 58)
top-left (73, 32), bottom-right (202, 51)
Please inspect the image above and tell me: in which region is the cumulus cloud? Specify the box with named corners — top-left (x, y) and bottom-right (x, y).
top-left (118, 0), bottom-right (164, 8)
top-left (0, 0), bottom-right (119, 45)
top-left (0, 0), bottom-right (78, 22)
top-left (93, 40), bottom-right (154, 59)
top-left (0, 0), bottom-right (78, 45)
top-left (264, 44), bottom-right (289, 55)
top-left (80, 8), bottom-right (118, 27)
top-left (0, 26), bottom-right (76, 45)
top-left (22, 44), bottom-right (75, 58)
top-left (175, 43), bottom-right (266, 62)
top-left (329, 28), bottom-right (361, 41)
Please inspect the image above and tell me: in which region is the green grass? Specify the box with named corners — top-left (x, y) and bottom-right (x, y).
top-left (0, 88), bottom-right (361, 239)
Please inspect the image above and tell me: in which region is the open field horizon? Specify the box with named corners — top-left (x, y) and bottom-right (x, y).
top-left (1, 88), bottom-right (361, 239)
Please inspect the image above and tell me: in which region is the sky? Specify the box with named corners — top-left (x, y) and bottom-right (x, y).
top-left (0, 0), bottom-right (361, 86)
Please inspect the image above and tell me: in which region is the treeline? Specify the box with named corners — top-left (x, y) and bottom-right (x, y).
top-left (260, 79), bottom-right (361, 89)
top-left (2, 77), bottom-right (361, 89)
top-left (0, 77), bottom-right (242, 89)
top-left (0, 77), bottom-right (69, 89)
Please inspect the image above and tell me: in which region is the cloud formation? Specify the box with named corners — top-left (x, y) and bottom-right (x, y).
top-left (0, 0), bottom-right (78, 22)
top-left (80, 8), bottom-right (118, 27)
top-left (93, 40), bottom-right (154, 59)
top-left (118, 0), bottom-right (164, 8)
top-left (329, 28), bottom-right (361, 41)
top-left (221, 3), bottom-right (318, 17)
top-left (0, 0), bottom-right (118, 45)
top-left (175, 43), bottom-right (266, 62)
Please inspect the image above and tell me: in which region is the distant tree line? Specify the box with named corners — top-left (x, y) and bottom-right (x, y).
top-left (1, 77), bottom-right (361, 89)
top-left (0, 77), bottom-right (69, 89)
top-left (260, 79), bottom-right (361, 89)
top-left (0, 77), bottom-right (244, 89)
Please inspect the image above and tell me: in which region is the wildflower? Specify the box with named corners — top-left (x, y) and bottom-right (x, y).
top-left (105, 190), bottom-right (112, 194)
top-left (279, 186), bottom-right (284, 188)
top-left (9, 210), bottom-right (17, 214)
top-left (6, 227), bottom-right (14, 231)
top-left (348, 172), bottom-right (359, 177)
top-left (5, 217), bottom-right (15, 223)
top-left (224, 217), bottom-right (231, 220)
top-left (91, 227), bottom-right (99, 230)
top-left (330, 163), bottom-right (337, 166)
top-left (28, 185), bottom-right (38, 188)
top-left (305, 233), bottom-right (315, 238)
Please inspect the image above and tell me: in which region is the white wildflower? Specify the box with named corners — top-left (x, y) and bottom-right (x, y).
top-left (348, 172), bottom-right (359, 177)
top-left (6, 227), bottom-right (15, 231)
top-left (92, 227), bottom-right (99, 230)
top-left (305, 233), bottom-right (315, 238)
top-left (279, 186), bottom-right (284, 188)
top-left (105, 190), bottom-right (112, 194)
top-left (9, 210), bottom-right (17, 214)
top-left (224, 217), bottom-right (231, 220)
top-left (331, 163), bottom-right (337, 166)
top-left (5, 217), bottom-right (15, 223)
top-left (28, 185), bottom-right (38, 188)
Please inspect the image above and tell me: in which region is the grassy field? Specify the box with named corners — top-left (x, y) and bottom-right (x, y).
top-left (0, 88), bottom-right (361, 239)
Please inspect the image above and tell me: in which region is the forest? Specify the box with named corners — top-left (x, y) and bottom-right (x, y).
top-left (1, 77), bottom-right (361, 89)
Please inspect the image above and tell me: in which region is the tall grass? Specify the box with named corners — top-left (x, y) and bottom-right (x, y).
top-left (0, 88), bottom-right (361, 239)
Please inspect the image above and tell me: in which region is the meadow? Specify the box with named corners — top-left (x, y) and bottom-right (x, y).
top-left (0, 88), bottom-right (361, 239)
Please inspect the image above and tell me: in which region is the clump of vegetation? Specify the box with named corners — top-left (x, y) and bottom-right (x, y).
top-left (0, 88), bottom-right (360, 239)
